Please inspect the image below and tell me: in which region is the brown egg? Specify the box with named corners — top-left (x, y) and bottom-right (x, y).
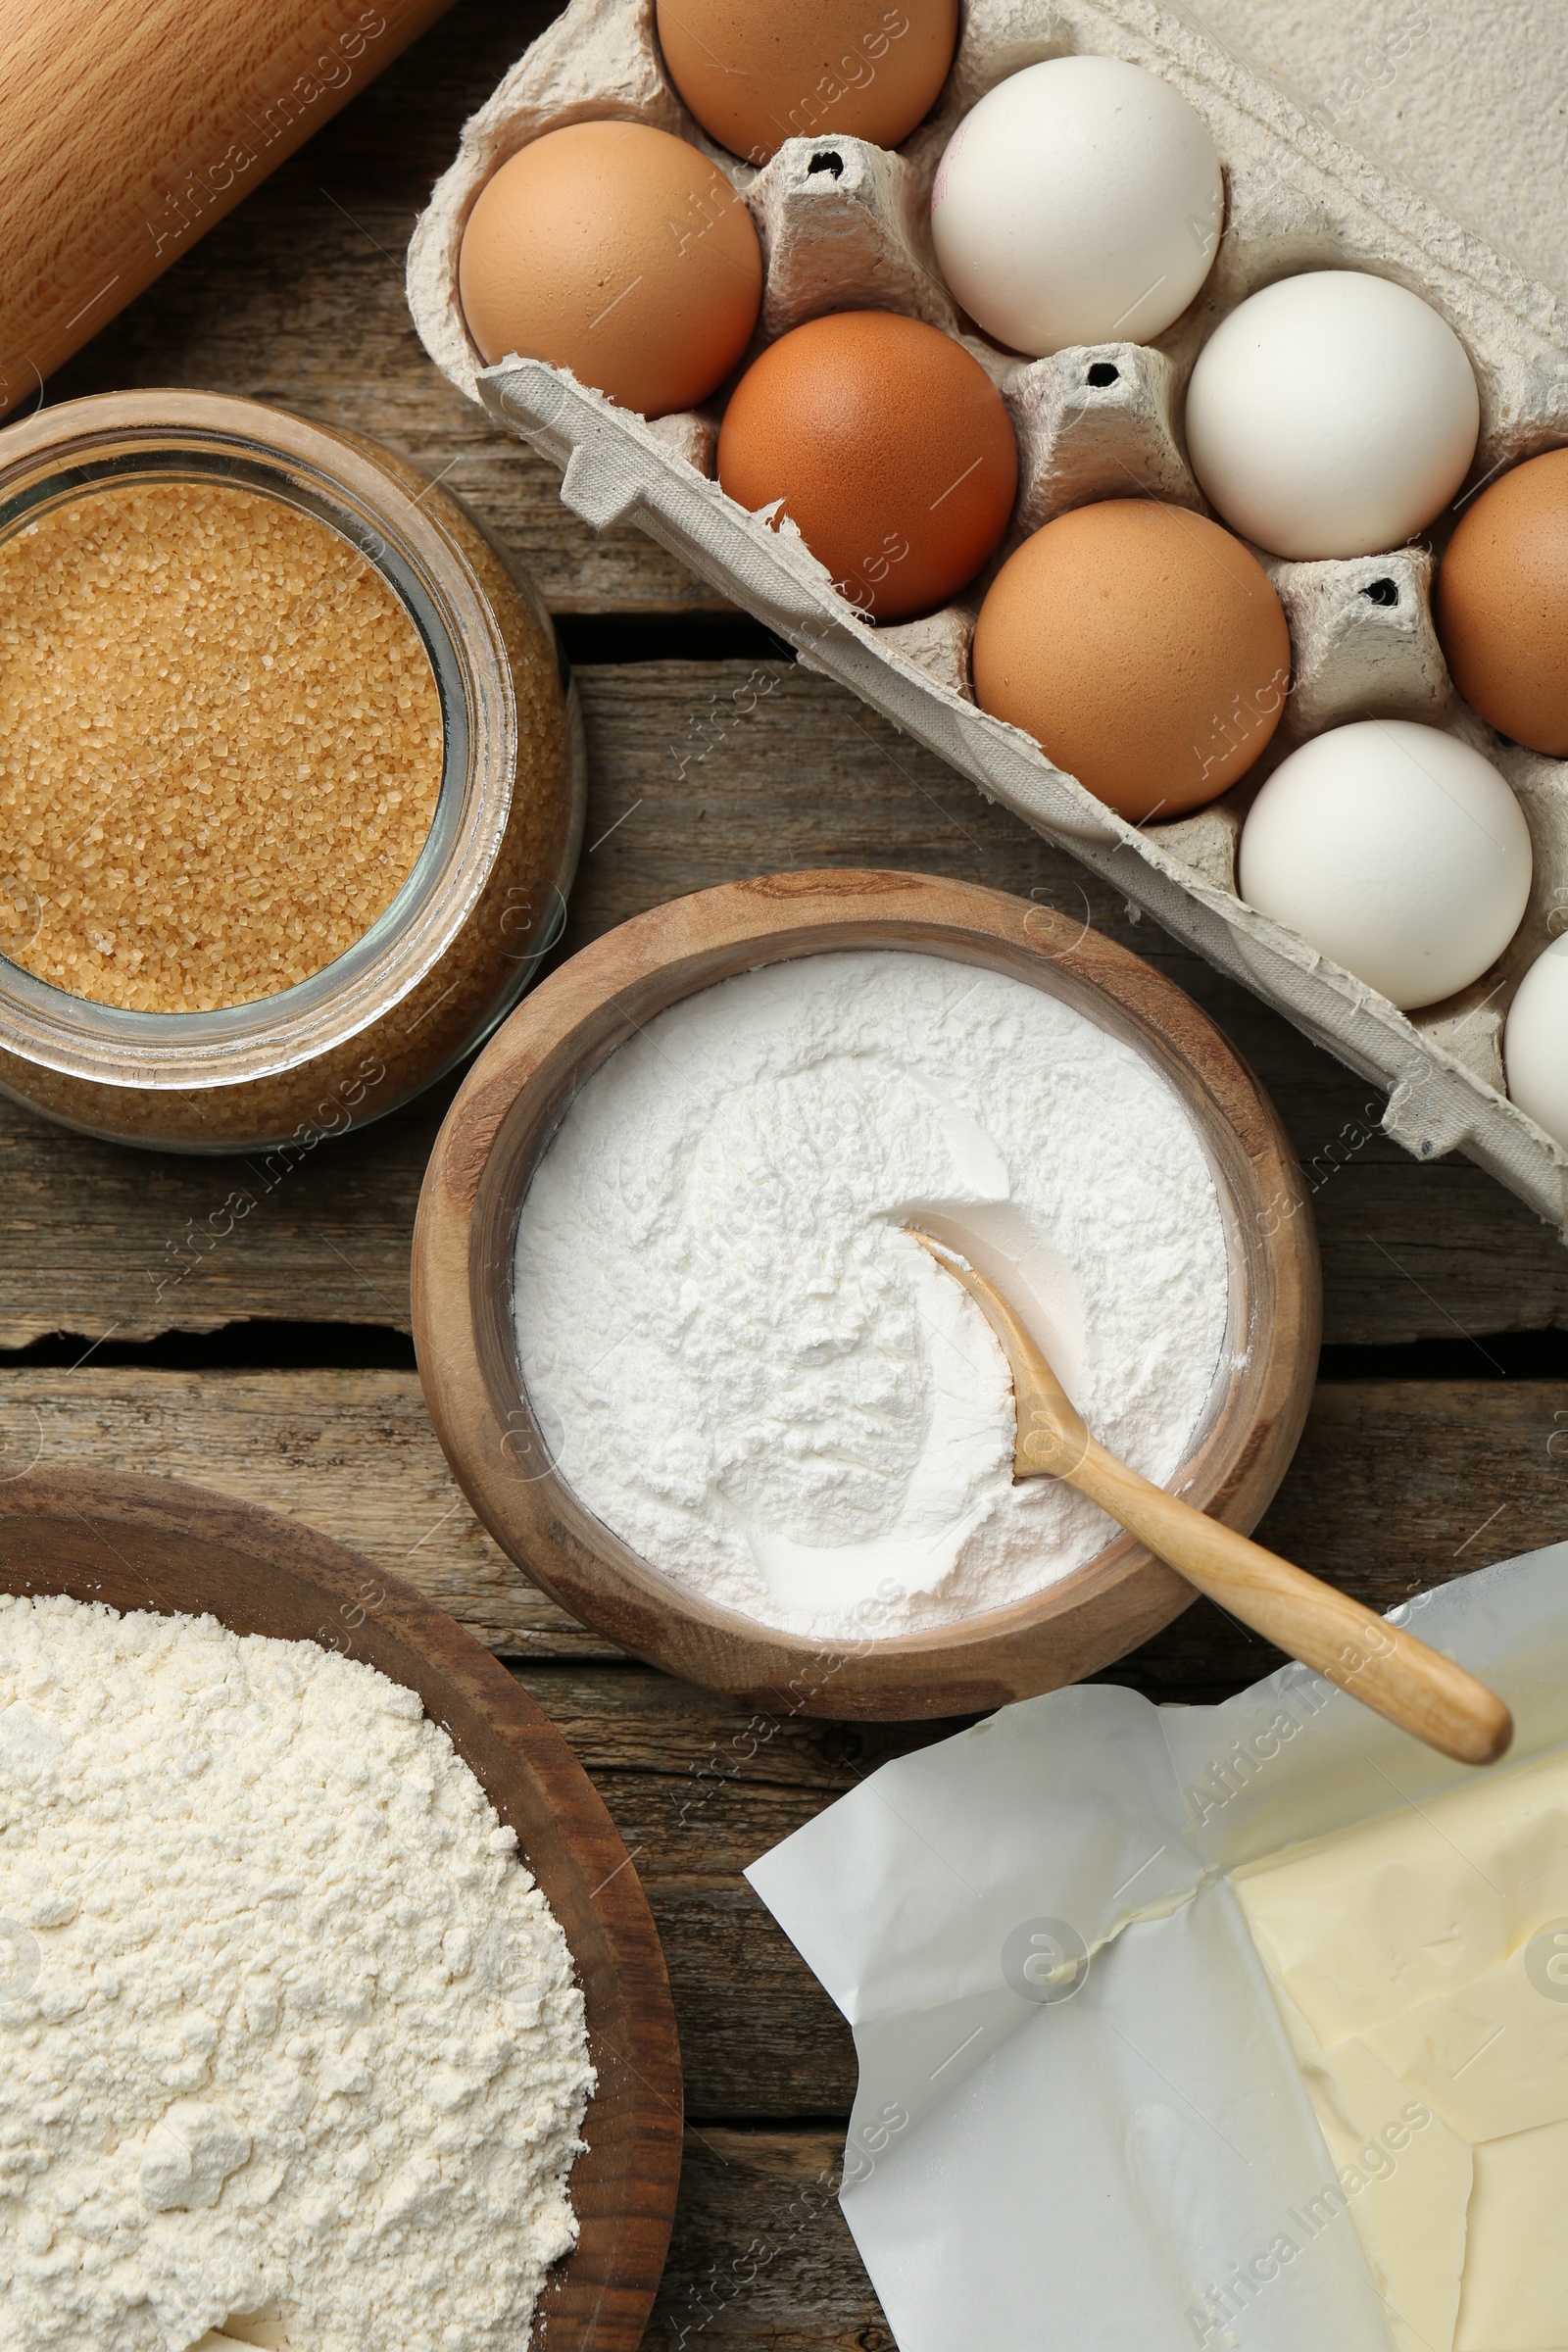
top-left (716, 312), bottom-right (1017, 623)
top-left (457, 122), bottom-right (762, 419)
top-left (1436, 449), bottom-right (1568, 755)
top-left (972, 501), bottom-right (1292, 822)
top-left (656, 0), bottom-right (959, 164)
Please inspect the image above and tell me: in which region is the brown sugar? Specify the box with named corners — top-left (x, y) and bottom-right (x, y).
top-left (0, 477), bottom-right (445, 1012)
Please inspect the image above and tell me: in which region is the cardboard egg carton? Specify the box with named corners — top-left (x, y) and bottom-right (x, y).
top-left (408, 0), bottom-right (1568, 1233)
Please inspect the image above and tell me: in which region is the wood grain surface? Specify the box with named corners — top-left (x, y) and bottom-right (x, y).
top-left (7, 2), bottom-right (1568, 2344)
top-left (0, 1365), bottom-right (608, 1651)
top-left (0, 664), bottom-right (1563, 1351)
top-left (0, 0), bottom-right (455, 410)
top-left (0, 1370), bottom-right (1555, 1662)
top-left (656, 2129), bottom-right (881, 2351)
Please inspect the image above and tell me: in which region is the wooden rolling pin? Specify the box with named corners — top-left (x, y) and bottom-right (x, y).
top-left (0, 0), bottom-right (455, 416)
top-left (910, 1230), bottom-right (1514, 1768)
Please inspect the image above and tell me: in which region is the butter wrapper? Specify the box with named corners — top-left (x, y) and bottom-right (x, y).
top-left (747, 1545), bottom-right (1568, 2350)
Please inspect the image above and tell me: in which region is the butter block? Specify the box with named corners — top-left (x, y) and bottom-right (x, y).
top-left (1232, 1745), bottom-right (1568, 2349)
top-left (1456, 2117), bottom-right (1568, 2350)
top-left (1365, 1941), bottom-right (1568, 2142)
top-left (1231, 1745), bottom-right (1568, 2044)
top-left (1285, 2003), bottom-right (1471, 2352)
top-left (1316, 2037), bottom-right (1471, 2352)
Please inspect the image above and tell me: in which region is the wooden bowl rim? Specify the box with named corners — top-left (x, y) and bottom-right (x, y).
top-left (0, 1465), bottom-right (682, 2352)
top-left (413, 869), bottom-right (1321, 1717)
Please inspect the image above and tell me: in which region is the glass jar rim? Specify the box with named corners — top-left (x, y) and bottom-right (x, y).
top-left (0, 391), bottom-right (516, 1090)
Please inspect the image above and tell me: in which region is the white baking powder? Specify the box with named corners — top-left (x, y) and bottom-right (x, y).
top-left (514, 951), bottom-right (1232, 1639)
top-left (0, 1594), bottom-right (593, 2352)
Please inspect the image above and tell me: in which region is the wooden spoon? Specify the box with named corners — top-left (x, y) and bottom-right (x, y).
top-left (908, 1230), bottom-right (1512, 1768)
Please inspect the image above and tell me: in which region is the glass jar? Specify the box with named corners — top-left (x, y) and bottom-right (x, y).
top-left (0, 390), bottom-right (584, 1151)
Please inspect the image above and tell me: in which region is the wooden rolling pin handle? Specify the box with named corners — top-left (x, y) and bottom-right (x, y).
top-left (0, 0), bottom-right (455, 414)
top-left (1073, 1438), bottom-right (1514, 1769)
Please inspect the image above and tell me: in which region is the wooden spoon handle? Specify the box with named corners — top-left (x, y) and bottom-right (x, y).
top-left (1072, 1439), bottom-right (1513, 1768)
top-left (904, 1225), bottom-right (1511, 1767)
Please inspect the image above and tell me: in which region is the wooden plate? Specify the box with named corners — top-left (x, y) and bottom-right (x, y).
top-left (413, 869), bottom-right (1321, 1719)
top-left (0, 1467), bottom-right (682, 2351)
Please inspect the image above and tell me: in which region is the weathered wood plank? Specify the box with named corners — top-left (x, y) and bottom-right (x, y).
top-left (0, 1364), bottom-right (615, 1652)
top-left (44, 0), bottom-right (730, 619)
top-left (1114, 1376), bottom-right (1568, 1704)
top-left (11, 1361), bottom-right (1562, 2112)
top-left (0, 1083), bottom-right (441, 1348)
top-left (0, 1360), bottom-right (564, 1642)
top-left (1, 662), bottom-right (1564, 1348)
top-left (19, 1364), bottom-right (1552, 1701)
top-left (608, 1831), bottom-right (860, 2123)
top-left (654, 2130), bottom-right (885, 2352)
top-left (512, 1657), bottom-right (928, 1789)
top-left (512, 1662), bottom-right (927, 2119)
top-left (6, 1362), bottom-right (1561, 1674)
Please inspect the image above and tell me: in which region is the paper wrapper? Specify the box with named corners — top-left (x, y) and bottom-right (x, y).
top-left (747, 1545), bottom-right (1568, 2350)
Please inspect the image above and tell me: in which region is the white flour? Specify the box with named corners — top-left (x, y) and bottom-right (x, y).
top-left (514, 951), bottom-right (1232, 1638)
top-left (0, 1595), bottom-right (593, 2352)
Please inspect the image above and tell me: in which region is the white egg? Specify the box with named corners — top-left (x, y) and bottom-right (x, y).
top-left (929, 56), bottom-right (1222, 357)
top-left (1238, 720), bottom-right (1531, 1010)
top-left (1504, 938), bottom-right (1568, 1146)
top-left (1185, 271), bottom-right (1480, 559)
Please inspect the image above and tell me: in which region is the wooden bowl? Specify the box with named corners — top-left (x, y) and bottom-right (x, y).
top-left (414, 871), bottom-right (1320, 1719)
top-left (0, 1467), bottom-right (681, 2352)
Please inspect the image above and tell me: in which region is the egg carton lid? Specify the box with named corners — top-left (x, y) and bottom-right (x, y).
top-left (407, 0), bottom-right (1568, 1238)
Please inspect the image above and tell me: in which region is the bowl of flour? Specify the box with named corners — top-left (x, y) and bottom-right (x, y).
top-left (414, 870), bottom-right (1320, 1718)
top-left (0, 1469), bottom-right (680, 2352)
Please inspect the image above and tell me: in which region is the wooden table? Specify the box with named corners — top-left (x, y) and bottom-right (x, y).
top-left (16, 5), bottom-right (1568, 2341)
